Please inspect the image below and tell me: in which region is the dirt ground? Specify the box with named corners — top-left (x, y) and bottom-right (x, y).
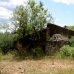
top-left (0, 59), bottom-right (74, 74)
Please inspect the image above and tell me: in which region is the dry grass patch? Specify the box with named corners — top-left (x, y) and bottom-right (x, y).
top-left (0, 53), bottom-right (74, 74)
top-left (55, 68), bottom-right (74, 74)
top-left (0, 59), bottom-right (74, 74)
top-left (23, 59), bottom-right (74, 74)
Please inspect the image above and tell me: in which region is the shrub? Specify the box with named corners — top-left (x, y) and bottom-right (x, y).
top-left (12, 47), bottom-right (45, 60)
top-left (12, 49), bottom-right (27, 60)
top-left (31, 47), bottom-right (45, 59)
top-left (55, 45), bottom-right (74, 59)
top-left (0, 32), bottom-right (14, 54)
top-left (69, 36), bottom-right (74, 47)
top-left (0, 50), bottom-right (2, 61)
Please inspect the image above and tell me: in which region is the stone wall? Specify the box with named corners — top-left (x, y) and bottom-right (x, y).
top-left (47, 23), bottom-right (74, 38)
top-left (45, 40), bottom-right (69, 55)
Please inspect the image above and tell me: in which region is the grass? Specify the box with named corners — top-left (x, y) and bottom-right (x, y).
top-left (0, 52), bottom-right (14, 62)
top-left (55, 68), bottom-right (74, 74)
top-left (0, 50), bottom-right (74, 74)
top-left (22, 59), bottom-right (74, 74)
top-left (0, 55), bottom-right (74, 74)
top-left (0, 67), bottom-right (8, 74)
top-left (54, 45), bottom-right (74, 60)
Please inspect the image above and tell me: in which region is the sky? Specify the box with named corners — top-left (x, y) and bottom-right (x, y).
top-left (0, 0), bottom-right (74, 27)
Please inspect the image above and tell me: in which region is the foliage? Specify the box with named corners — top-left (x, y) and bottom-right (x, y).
top-left (12, 49), bottom-right (27, 60)
top-left (0, 32), bottom-right (14, 54)
top-left (69, 36), bottom-right (74, 47)
top-left (0, 23), bottom-right (10, 32)
top-left (12, 47), bottom-right (45, 60)
top-left (11, 0), bottom-right (53, 39)
top-left (31, 47), bottom-right (45, 58)
top-left (55, 45), bottom-right (74, 59)
top-left (65, 26), bottom-right (74, 31)
top-left (0, 50), bottom-right (2, 61)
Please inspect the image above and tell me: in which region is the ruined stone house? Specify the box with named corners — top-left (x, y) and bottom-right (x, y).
top-left (14, 23), bottom-right (74, 54)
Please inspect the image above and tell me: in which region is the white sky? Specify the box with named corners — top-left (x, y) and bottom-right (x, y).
top-left (0, 0), bottom-right (28, 23)
top-left (53, 0), bottom-right (74, 5)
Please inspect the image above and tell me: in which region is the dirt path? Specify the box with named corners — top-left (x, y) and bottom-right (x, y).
top-left (0, 59), bottom-right (74, 74)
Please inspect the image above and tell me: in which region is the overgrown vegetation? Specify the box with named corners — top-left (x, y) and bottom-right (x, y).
top-left (55, 36), bottom-right (74, 59)
top-left (0, 0), bottom-right (74, 73)
top-left (11, 0), bottom-right (53, 39)
top-left (0, 50), bottom-right (2, 61)
top-left (55, 45), bottom-right (74, 59)
top-left (0, 0), bottom-right (53, 60)
top-left (0, 0), bottom-right (74, 61)
top-left (0, 32), bottom-right (14, 54)
top-left (65, 25), bottom-right (74, 31)
top-left (69, 36), bottom-right (74, 47)
top-left (11, 47), bottom-right (45, 60)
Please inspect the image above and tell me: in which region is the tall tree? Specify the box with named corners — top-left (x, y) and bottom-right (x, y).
top-left (0, 23), bottom-right (9, 32)
top-left (11, 0), bottom-right (53, 39)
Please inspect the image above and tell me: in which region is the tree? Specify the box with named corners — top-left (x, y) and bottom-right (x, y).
top-left (0, 23), bottom-right (9, 32)
top-left (0, 32), bottom-right (14, 54)
top-left (11, 0), bottom-right (53, 39)
top-left (66, 26), bottom-right (74, 31)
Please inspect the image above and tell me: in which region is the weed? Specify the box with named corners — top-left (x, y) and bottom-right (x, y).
top-left (55, 45), bottom-right (74, 59)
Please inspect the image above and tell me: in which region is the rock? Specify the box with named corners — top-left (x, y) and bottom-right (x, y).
top-left (18, 67), bottom-right (22, 69)
top-left (51, 34), bottom-right (68, 41)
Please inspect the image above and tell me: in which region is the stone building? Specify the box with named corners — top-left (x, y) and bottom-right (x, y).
top-left (14, 23), bottom-right (74, 54)
top-left (45, 23), bottom-right (74, 54)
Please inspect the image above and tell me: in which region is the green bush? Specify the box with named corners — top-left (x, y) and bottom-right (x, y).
top-left (12, 47), bottom-right (45, 60)
top-left (31, 47), bottom-right (45, 59)
top-left (12, 49), bottom-right (27, 60)
top-left (55, 45), bottom-right (74, 59)
top-left (0, 50), bottom-right (2, 61)
top-left (69, 36), bottom-right (74, 47)
top-left (0, 32), bottom-right (14, 54)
